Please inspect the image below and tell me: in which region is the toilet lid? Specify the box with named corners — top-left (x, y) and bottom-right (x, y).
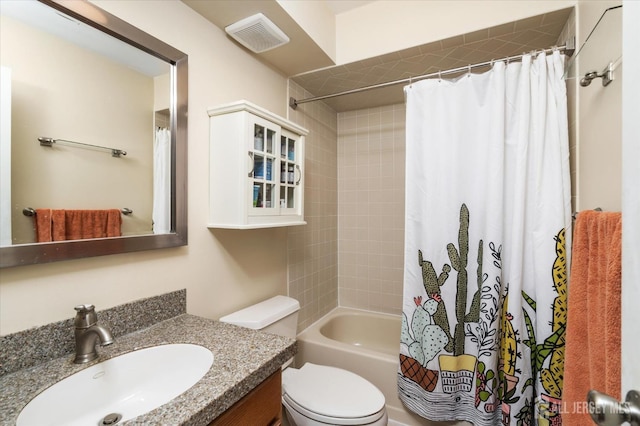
top-left (282, 363), bottom-right (385, 419)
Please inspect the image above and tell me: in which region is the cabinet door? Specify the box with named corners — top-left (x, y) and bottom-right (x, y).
top-left (249, 116), bottom-right (280, 216)
top-left (209, 370), bottom-right (282, 426)
top-left (278, 129), bottom-right (303, 215)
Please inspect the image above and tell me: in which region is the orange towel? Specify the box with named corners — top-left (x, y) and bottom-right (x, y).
top-left (51, 209), bottom-right (66, 241)
top-left (35, 209), bottom-right (53, 242)
top-left (562, 210), bottom-right (621, 425)
top-left (59, 209), bottom-right (122, 240)
top-left (34, 209), bottom-right (122, 242)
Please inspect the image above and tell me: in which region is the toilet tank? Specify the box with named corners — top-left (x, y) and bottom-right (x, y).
top-left (219, 295), bottom-right (300, 338)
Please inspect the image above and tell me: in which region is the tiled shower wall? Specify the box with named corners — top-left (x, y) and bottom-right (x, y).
top-left (337, 104), bottom-right (406, 315)
top-left (287, 81), bottom-right (339, 331)
top-left (286, 84), bottom-right (406, 325)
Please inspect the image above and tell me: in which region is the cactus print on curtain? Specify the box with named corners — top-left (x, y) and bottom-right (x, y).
top-left (399, 51), bottom-right (572, 426)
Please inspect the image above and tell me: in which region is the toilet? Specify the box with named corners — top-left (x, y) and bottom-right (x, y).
top-left (219, 296), bottom-right (388, 426)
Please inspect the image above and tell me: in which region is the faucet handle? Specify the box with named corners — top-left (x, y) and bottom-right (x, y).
top-left (74, 304), bottom-right (95, 313)
top-left (74, 304), bottom-right (97, 328)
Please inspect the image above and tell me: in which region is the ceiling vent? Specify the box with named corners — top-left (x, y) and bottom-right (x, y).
top-left (225, 13), bottom-right (290, 53)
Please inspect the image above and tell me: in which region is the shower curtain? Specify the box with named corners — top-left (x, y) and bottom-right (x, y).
top-left (153, 127), bottom-right (171, 234)
top-left (398, 51), bottom-right (571, 426)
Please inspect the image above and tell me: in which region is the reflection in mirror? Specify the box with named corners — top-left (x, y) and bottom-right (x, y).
top-left (0, 0), bottom-right (188, 267)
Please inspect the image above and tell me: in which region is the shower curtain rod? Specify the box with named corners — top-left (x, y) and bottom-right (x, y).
top-left (289, 41), bottom-right (575, 109)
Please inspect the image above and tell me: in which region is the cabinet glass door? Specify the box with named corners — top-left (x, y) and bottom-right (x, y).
top-left (251, 122), bottom-right (277, 211)
top-left (279, 131), bottom-right (300, 211)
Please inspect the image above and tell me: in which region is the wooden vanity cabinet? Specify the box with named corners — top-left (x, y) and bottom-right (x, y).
top-left (209, 369), bottom-right (282, 426)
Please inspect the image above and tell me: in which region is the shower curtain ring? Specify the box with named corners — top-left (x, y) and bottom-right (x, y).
top-left (438, 71), bottom-right (442, 81)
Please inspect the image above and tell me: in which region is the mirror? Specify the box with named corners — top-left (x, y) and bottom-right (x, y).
top-left (0, 0), bottom-right (188, 268)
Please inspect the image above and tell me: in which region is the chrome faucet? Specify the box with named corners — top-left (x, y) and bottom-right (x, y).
top-left (73, 304), bottom-right (114, 364)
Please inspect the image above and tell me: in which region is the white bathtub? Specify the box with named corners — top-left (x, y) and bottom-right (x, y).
top-left (295, 307), bottom-right (465, 425)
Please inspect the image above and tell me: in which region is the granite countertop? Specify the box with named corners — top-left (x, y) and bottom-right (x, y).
top-left (0, 314), bottom-right (296, 425)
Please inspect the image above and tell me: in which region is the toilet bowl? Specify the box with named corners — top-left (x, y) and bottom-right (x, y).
top-left (282, 363), bottom-right (388, 426)
top-left (219, 296), bottom-right (388, 426)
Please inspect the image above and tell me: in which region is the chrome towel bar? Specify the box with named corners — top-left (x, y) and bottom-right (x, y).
top-left (38, 137), bottom-right (127, 158)
top-left (23, 207), bottom-right (133, 216)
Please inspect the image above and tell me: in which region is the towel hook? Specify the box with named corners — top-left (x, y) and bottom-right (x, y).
top-left (587, 389), bottom-right (640, 426)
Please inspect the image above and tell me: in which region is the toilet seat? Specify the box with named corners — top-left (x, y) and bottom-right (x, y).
top-left (283, 393), bottom-right (386, 425)
top-left (282, 363), bottom-right (386, 425)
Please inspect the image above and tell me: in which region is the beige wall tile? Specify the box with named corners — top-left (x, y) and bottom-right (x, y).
top-left (288, 81), bottom-right (339, 331)
top-left (337, 103), bottom-right (406, 314)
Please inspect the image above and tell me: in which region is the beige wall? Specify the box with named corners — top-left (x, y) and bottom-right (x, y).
top-left (1, 15), bottom-right (154, 242)
top-left (276, 0), bottom-right (336, 62)
top-left (337, 104), bottom-right (406, 315)
top-left (574, 0), bottom-right (622, 211)
top-left (0, 0), bottom-right (291, 335)
top-left (154, 73), bottom-right (171, 112)
top-left (335, 0), bottom-right (575, 64)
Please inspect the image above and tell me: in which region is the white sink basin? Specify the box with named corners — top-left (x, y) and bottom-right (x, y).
top-left (17, 343), bottom-right (214, 426)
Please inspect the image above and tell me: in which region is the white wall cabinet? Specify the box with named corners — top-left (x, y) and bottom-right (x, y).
top-left (208, 101), bottom-right (308, 229)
